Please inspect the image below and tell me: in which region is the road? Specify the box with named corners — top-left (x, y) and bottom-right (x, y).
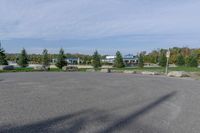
top-left (0, 72), bottom-right (200, 133)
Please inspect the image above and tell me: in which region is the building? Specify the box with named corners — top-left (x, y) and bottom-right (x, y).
top-left (52, 58), bottom-right (81, 65)
top-left (66, 58), bottom-right (80, 65)
top-left (102, 55), bottom-right (116, 64)
top-left (102, 54), bottom-right (138, 66)
top-left (123, 54), bottom-right (138, 66)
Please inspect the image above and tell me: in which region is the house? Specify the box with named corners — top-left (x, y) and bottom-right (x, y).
top-left (102, 54), bottom-right (138, 66)
top-left (123, 54), bottom-right (138, 66)
top-left (52, 57), bottom-right (81, 65)
top-left (102, 55), bottom-right (116, 64)
top-left (66, 58), bottom-right (80, 65)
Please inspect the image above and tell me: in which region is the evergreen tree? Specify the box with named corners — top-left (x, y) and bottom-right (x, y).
top-left (114, 51), bottom-right (125, 68)
top-left (92, 50), bottom-right (101, 69)
top-left (187, 55), bottom-right (198, 67)
top-left (56, 48), bottom-right (67, 69)
top-left (159, 53), bottom-right (167, 67)
top-left (42, 49), bottom-right (50, 70)
top-left (17, 48), bottom-right (29, 67)
top-left (138, 53), bottom-right (144, 68)
top-left (0, 44), bottom-right (8, 65)
top-left (176, 54), bottom-right (185, 66)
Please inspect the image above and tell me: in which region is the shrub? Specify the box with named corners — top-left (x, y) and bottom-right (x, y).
top-left (138, 53), bottom-right (144, 68)
top-left (176, 54), bottom-right (185, 66)
top-left (159, 53), bottom-right (167, 67)
top-left (186, 55), bottom-right (198, 67)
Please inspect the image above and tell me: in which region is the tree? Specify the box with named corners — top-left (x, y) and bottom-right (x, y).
top-left (0, 44), bottom-right (8, 65)
top-left (176, 54), bottom-right (185, 66)
top-left (42, 49), bottom-right (50, 70)
top-left (56, 48), bottom-right (67, 69)
top-left (186, 55), bottom-right (198, 67)
top-left (92, 50), bottom-right (101, 69)
top-left (138, 53), bottom-right (144, 68)
top-left (114, 51), bottom-right (125, 68)
top-left (17, 48), bottom-right (29, 67)
top-left (159, 53), bottom-right (167, 67)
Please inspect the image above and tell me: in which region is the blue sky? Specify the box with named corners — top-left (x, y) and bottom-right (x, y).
top-left (0, 0), bottom-right (200, 54)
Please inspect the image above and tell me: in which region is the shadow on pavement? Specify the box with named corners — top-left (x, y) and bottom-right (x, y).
top-left (97, 91), bottom-right (177, 133)
top-left (0, 91), bottom-right (176, 133)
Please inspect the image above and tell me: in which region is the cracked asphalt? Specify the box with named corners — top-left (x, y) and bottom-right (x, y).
top-left (0, 72), bottom-right (200, 133)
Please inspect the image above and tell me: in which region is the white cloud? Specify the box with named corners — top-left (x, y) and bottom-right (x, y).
top-left (0, 0), bottom-right (200, 40)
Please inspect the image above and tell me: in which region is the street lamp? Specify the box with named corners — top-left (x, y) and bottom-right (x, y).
top-left (165, 49), bottom-right (170, 74)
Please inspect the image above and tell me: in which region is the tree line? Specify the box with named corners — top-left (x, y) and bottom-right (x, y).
top-left (0, 46), bottom-right (199, 69)
top-left (143, 47), bottom-right (199, 67)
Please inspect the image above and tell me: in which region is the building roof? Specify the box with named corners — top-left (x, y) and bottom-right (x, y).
top-left (123, 54), bottom-right (138, 59)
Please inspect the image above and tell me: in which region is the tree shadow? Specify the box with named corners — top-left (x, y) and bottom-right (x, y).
top-left (0, 110), bottom-right (90, 133)
top-left (0, 91), bottom-right (177, 133)
top-left (97, 91), bottom-right (177, 133)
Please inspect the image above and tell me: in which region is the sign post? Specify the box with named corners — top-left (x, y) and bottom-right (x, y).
top-left (165, 50), bottom-right (170, 74)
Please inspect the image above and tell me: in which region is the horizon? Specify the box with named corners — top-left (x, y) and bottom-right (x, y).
top-left (1, 0), bottom-right (200, 54)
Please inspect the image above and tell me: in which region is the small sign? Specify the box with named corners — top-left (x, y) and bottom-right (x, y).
top-left (166, 51), bottom-right (170, 58)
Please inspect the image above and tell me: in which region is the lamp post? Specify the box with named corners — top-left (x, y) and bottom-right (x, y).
top-left (165, 50), bottom-right (170, 74)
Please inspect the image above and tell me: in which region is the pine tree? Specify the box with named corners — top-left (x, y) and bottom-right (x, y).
top-left (114, 51), bottom-right (125, 68)
top-left (0, 44), bottom-right (8, 65)
top-left (176, 54), bottom-right (185, 66)
top-left (92, 50), bottom-right (101, 69)
top-left (42, 49), bottom-right (50, 70)
top-left (159, 53), bottom-right (167, 67)
top-left (56, 48), bottom-right (67, 69)
top-left (138, 53), bottom-right (144, 68)
top-left (17, 48), bottom-right (29, 67)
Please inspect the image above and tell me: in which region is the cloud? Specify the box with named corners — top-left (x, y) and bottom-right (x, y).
top-left (0, 0), bottom-right (200, 40)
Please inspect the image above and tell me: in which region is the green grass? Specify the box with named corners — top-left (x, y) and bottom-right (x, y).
top-left (0, 66), bottom-right (199, 73)
top-left (168, 66), bottom-right (200, 72)
top-left (0, 67), bottom-right (88, 73)
top-left (112, 66), bottom-right (200, 73)
top-left (0, 67), bottom-right (34, 73)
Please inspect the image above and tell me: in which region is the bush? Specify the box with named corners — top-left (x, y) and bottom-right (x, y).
top-left (138, 53), bottom-right (144, 68)
top-left (159, 53), bottom-right (167, 67)
top-left (186, 55), bottom-right (198, 67)
top-left (176, 54), bottom-right (185, 66)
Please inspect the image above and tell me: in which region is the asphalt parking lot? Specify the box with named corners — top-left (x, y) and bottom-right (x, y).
top-left (0, 72), bottom-right (200, 133)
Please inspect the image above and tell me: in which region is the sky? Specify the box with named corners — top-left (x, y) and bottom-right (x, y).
top-left (0, 0), bottom-right (200, 54)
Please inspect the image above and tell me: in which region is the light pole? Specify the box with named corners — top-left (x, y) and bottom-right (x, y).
top-left (165, 50), bottom-right (170, 74)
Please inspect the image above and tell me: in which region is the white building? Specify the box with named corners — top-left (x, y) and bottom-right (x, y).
top-left (102, 54), bottom-right (138, 66)
top-left (102, 55), bottom-right (116, 63)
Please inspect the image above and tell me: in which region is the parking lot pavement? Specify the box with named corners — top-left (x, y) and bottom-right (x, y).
top-left (0, 72), bottom-right (200, 133)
